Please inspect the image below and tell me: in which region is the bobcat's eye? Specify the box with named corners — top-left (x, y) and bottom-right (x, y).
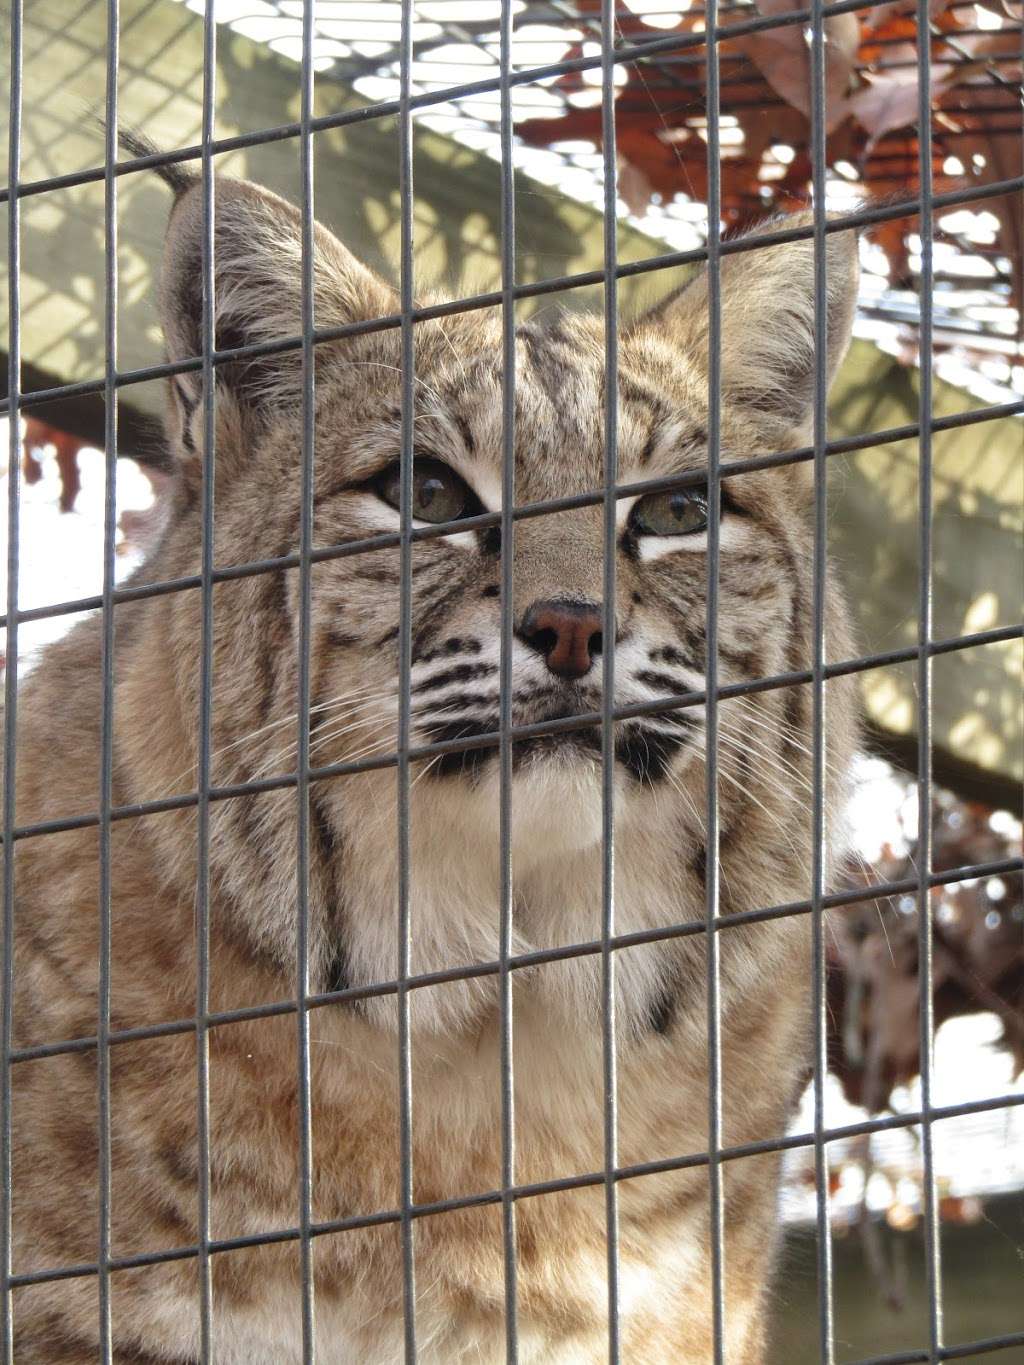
top-left (630, 487), bottom-right (708, 537)
top-left (376, 458), bottom-right (480, 525)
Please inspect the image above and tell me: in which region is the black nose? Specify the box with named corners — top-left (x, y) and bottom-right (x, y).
top-left (518, 599), bottom-right (604, 680)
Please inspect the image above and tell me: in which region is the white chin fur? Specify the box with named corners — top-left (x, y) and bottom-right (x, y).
top-left (426, 750), bottom-right (610, 874)
top-left (510, 758), bottom-right (606, 872)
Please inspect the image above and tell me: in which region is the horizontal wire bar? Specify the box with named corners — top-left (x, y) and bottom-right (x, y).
top-left (849, 1332), bottom-right (1024, 1365)
top-left (7, 1087), bottom-right (1023, 1289)
top-left (3, 177), bottom-right (1023, 425)
top-left (645, 26), bottom-right (1020, 61)
top-left (0, 0), bottom-right (927, 212)
top-left (8, 852), bottom-right (1020, 1065)
top-left (934, 1337), bottom-right (1024, 1362)
top-left (4, 622), bottom-right (1019, 847)
top-left (2, 399), bottom-right (1021, 633)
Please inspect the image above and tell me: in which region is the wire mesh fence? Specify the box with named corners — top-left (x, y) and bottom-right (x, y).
top-left (2, 0), bottom-right (1023, 1361)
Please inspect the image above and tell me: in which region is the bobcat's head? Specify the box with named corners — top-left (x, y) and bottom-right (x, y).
top-left (133, 166), bottom-right (859, 1032)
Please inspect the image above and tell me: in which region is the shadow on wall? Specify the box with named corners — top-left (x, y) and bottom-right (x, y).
top-left (828, 340), bottom-right (1022, 807)
top-left (770, 1190), bottom-right (1024, 1362)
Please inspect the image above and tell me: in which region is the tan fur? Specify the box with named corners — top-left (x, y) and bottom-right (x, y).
top-left (8, 171), bottom-right (859, 1362)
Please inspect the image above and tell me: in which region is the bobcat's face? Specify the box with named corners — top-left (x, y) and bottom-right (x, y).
top-left (303, 311), bottom-right (805, 861)
top-left (151, 172), bottom-right (858, 1025)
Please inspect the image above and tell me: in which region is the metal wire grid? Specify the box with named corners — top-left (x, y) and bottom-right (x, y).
top-left (196, 3), bottom-right (219, 1352)
top-left (0, 0), bottom-right (1022, 1362)
top-left (396, 0), bottom-right (418, 1346)
top-left (808, 0), bottom-right (834, 1347)
top-left (497, 1), bottom-right (520, 1351)
top-left (1, 6), bottom-right (20, 1359)
top-left (96, 4), bottom-right (120, 1352)
top-left (702, 0), bottom-right (726, 1351)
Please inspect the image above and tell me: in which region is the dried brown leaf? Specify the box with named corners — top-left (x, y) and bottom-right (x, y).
top-left (863, 0), bottom-right (953, 30)
top-left (22, 416), bottom-right (83, 514)
top-left (736, 0), bottom-right (859, 131)
top-left (617, 156), bottom-right (655, 217)
top-left (846, 62), bottom-right (954, 146)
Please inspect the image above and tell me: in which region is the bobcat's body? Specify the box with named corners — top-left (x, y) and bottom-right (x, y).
top-left (8, 156), bottom-right (859, 1361)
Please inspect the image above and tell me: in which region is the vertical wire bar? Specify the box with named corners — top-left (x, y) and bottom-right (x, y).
top-left (0, 3), bottom-right (22, 1358)
top-left (396, 1), bottom-right (418, 1357)
top-left (97, 6), bottom-right (121, 1357)
top-left (598, 3), bottom-right (621, 1358)
top-left (297, 1), bottom-right (318, 1358)
top-left (496, 0), bottom-right (519, 1356)
top-left (194, 3), bottom-right (217, 1357)
top-left (914, 4), bottom-right (942, 1356)
top-left (702, 0), bottom-right (726, 1357)
top-left (808, 1), bottom-right (836, 1359)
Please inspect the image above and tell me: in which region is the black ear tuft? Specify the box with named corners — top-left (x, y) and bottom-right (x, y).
top-left (117, 126), bottom-right (197, 198)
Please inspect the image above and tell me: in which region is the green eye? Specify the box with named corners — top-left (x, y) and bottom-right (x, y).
top-left (376, 457), bottom-right (478, 525)
top-left (631, 488), bottom-right (709, 537)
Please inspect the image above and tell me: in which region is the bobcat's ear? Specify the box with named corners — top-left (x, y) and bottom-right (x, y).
top-left (160, 175), bottom-right (395, 428)
top-left (649, 213), bottom-right (859, 434)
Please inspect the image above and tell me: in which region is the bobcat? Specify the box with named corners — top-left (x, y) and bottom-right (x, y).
top-left (8, 145), bottom-right (859, 1361)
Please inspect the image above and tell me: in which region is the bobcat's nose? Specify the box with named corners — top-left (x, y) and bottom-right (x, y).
top-left (518, 599), bottom-right (604, 680)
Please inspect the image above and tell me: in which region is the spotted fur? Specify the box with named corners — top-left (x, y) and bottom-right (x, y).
top-left (8, 163), bottom-right (860, 1361)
